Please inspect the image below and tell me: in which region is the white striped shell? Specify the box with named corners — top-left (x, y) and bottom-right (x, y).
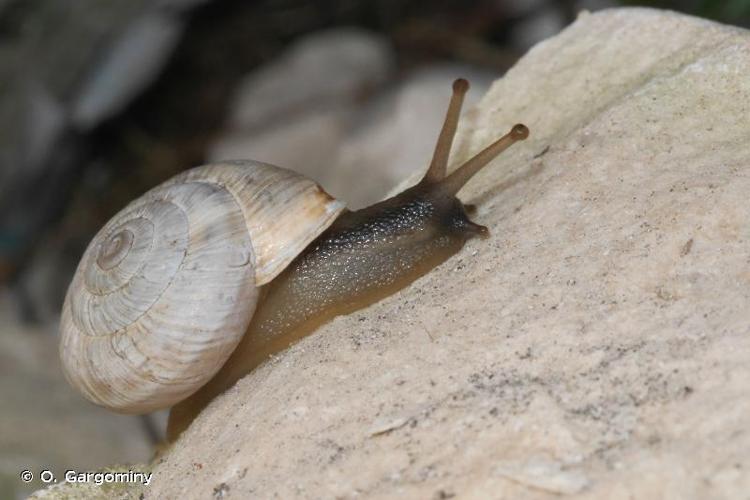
top-left (59, 161), bottom-right (345, 413)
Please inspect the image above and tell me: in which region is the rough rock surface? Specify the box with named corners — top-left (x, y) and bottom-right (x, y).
top-left (0, 294), bottom-right (151, 499)
top-left (43, 7), bottom-right (750, 499)
top-left (145, 8), bottom-right (750, 499)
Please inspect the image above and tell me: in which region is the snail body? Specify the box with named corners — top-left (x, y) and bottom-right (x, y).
top-left (59, 79), bottom-right (529, 441)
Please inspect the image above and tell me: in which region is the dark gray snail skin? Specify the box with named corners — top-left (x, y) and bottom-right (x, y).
top-left (166, 79), bottom-right (529, 441)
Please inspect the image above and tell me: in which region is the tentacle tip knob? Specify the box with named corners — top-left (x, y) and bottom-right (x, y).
top-left (452, 78), bottom-right (469, 93)
top-left (511, 124), bottom-right (529, 140)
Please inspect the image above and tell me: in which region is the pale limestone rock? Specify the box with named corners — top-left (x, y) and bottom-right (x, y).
top-left (40, 7), bottom-right (750, 500)
top-left (0, 298), bottom-right (151, 499)
top-left (141, 9), bottom-right (750, 499)
top-left (147, 7), bottom-right (750, 500)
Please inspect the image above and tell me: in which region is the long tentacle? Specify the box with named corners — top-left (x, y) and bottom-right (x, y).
top-left (422, 79), bottom-right (470, 183)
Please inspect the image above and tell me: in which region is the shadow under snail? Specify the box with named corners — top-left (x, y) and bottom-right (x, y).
top-left (58, 78), bottom-right (529, 442)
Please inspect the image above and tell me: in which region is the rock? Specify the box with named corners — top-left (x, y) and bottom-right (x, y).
top-left (0, 295), bottom-right (152, 499)
top-left (324, 66), bottom-right (493, 207)
top-left (0, 0), bottom-right (154, 185)
top-left (21, 82), bottom-right (67, 176)
top-left (42, 7), bottom-right (750, 499)
top-left (508, 2), bottom-right (567, 50)
top-left (220, 28), bottom-right (394, 132)
top-left (211, 64), bottom-right (492, 208)
top-left (210, 106), bottom-right (352, 197)
top-left (71, 13), bottom-right (184, 130)
top-left (0, 0), bottom-right (210, 289)
top-left (209, 27), bottom-right (401, 207)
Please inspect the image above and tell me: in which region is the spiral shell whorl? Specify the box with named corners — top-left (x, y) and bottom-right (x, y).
top-left (59, 161), bottom-right (345, 413)
top-left (165, 161), bottom-right (346, 285)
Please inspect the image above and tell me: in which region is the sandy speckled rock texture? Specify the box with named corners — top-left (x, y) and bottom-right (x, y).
top-left (70, 7), bottom-right (750, 500)
top-left (147, 7), bottom-right (750, 500)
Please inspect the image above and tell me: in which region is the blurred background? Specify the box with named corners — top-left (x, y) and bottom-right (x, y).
top-left (1, 0), bottom-right (749, 497)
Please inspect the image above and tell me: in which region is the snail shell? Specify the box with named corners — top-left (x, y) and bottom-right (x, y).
top-left (59, 161), bottom-right (345, 413)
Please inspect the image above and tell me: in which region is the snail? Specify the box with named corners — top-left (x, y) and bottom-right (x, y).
top-left (59, 79), bottom-right (529, 441)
